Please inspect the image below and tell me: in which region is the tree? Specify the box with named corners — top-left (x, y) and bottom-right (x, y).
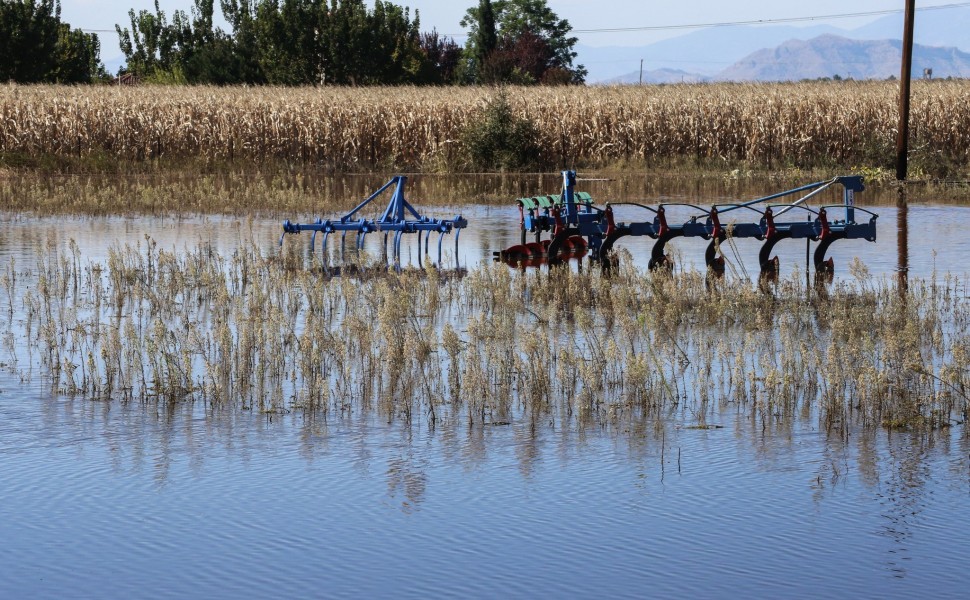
top-left (219, 0), bottom-right (265, 83)
top-left (251, 0), bottom-right (325, 85)
top-left (479, 28), bottom-right (552, 84)
top-left (492, 0), bottom-right (581, 78)
top-left (464, 0), bottom-right (496, 82)
top-left (460, 0), bottom-right (584, 84)
top-left (113, 0), bottom-right (455, 86)
top-left (118, 0), bottom-right (263, 83)
top-left (316, 0), bottom-right (425, 85)
top-left (321, 0), bottom-right (370, 84)
top-left (416, 30), bottom-right (462, 84)
top-left (116, 0), bottom-right (180, 79)
top-left (171, 0), bottom-right (234, 83)
top-left (0, 0), bottom-right (105, 83)
top-left (367, 1), bottom-right (424, 84)
top-left (53, 23), bottom-right (108, 83)
top-left (0, 0), bottom-right (59, 82)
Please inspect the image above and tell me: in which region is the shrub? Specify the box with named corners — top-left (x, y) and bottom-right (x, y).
top-left (461, 91), bottom-right (542, 171)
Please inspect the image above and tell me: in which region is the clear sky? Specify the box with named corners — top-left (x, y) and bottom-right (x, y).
top-left (60, 0), bottom-right (956, 63)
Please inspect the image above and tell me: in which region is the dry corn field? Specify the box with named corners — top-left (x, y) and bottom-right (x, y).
top-left (2, 81), bottom-right (970, 173)
top-left (6, 237), bottom-right (968, 432)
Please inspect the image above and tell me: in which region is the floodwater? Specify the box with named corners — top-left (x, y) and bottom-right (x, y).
top-left (2, 202), bottom-right (967, 282)
top-left (1, 189), bottom-right (969, 598)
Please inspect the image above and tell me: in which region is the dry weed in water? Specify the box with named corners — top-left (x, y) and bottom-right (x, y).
top-left (4, 236), bottom-right (968, 433)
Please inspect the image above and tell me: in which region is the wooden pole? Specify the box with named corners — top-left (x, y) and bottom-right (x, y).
top-left (895, 0), bottom-right (916, 180)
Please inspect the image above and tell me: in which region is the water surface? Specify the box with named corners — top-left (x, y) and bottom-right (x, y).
top-left (2, 384), bottom-right (967, 599)
top-left (0, 192), bottom-right (968, 599)
top-left (1, 202), bottom-right (966, 281)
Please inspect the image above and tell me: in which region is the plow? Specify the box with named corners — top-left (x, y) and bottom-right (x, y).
top-left (494, 170), bottom-right (878, 279)
top-left (281, 170), bottom-right (878, 279)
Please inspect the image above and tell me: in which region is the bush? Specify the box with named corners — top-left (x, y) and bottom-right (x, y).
top-left (461, 91), bottom-right (542, 171)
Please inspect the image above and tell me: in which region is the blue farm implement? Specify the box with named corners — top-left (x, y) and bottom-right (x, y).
top-left (281, 176), bottom-right (468, 266)
top-left (495, 170), bottom-right (878, 278)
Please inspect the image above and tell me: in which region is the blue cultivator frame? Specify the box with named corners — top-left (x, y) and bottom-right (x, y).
top-left (496, 171), bottom-right (878, 278)
top-left (281, 176), bottom-right (468, 266)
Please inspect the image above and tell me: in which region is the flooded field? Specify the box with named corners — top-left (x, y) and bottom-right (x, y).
top-left (1, 175), bottom-right (969, 599)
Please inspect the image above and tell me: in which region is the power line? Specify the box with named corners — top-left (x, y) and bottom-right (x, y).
top-left (598, 57), bottom-right (957, 73)
top-left (584, 58), bottom-right (735, 65)
top-left (80, 2), bottom-right (970, 38)
top-left (444, 2), bottom-right (970, 37)
top-left (591, 46), bottom-right (968, 68)
top-left (571, 2), bottom-right (970, 34)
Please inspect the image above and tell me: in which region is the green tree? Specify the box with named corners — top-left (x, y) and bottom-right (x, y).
top-left (251, 0), bottom-right (325, 84)
top-left (53, 23), bottom-right (108, 83)
top-left (219, 0), bottom-right (265, 83)
top-left (116, 0), bottom-right (180, 79)
top-left (460, 0), bottom-right (584, 84)
top-left (0, 0), bottom-right (105, 82)
top-left (465, 0), bottom-right (496, 82)
top-left (368, 1), bottom-right (424, 83)
top-left (320, 0), bottom-right (370, 84)
top-left (118, 0), bottom-right (262, 84)
top-left (0, 0), bottom-right (59, 82)
top-left (114, 0), bottom-right (452, 86)
top-left (171, 0), bottom-right (232, 82)
top-left (317, 0), bottom-right (424, 85)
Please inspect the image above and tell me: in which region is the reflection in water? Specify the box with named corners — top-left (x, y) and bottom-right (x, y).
top-left (514, 424), bottom-right (540, 481)
top-left (7, 171), bottom-right (948, 220)
top-left (4, 373), bottom-right (969, 598)
top-left (386, 453), bottom-right (428, 514)
top-left (880, 431), bottom-right (932, 579)
top-left (897, 187), bottom-right (910, 293)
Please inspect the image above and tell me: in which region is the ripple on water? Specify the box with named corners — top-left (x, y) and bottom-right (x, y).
top-left (0, 203), bottom-right (969, 597)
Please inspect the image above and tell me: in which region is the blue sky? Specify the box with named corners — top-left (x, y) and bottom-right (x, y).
top-left (59, 1), bottom-right (955, 64)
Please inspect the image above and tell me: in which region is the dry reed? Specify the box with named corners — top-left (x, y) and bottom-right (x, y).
top-left (6, 235), bottom-right (968, 434)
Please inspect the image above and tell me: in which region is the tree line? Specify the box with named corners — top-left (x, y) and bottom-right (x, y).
top-left (0, 0), bottom-right (585, 85)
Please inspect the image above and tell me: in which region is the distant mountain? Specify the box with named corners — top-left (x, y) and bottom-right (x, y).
top-left (577, 24), bottom-right (840, 82)
top-left (602, 68), bottom-right (708, 85)
top-left (716, 34), bottom-right (970, 81)
top-left (577, 6), bottom-right (970, 83)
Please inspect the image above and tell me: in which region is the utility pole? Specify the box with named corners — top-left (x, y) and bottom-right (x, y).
top-left (895, 0), bottom-right (916, 180)
top-left (639, 59), bottom-right (644, 85)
